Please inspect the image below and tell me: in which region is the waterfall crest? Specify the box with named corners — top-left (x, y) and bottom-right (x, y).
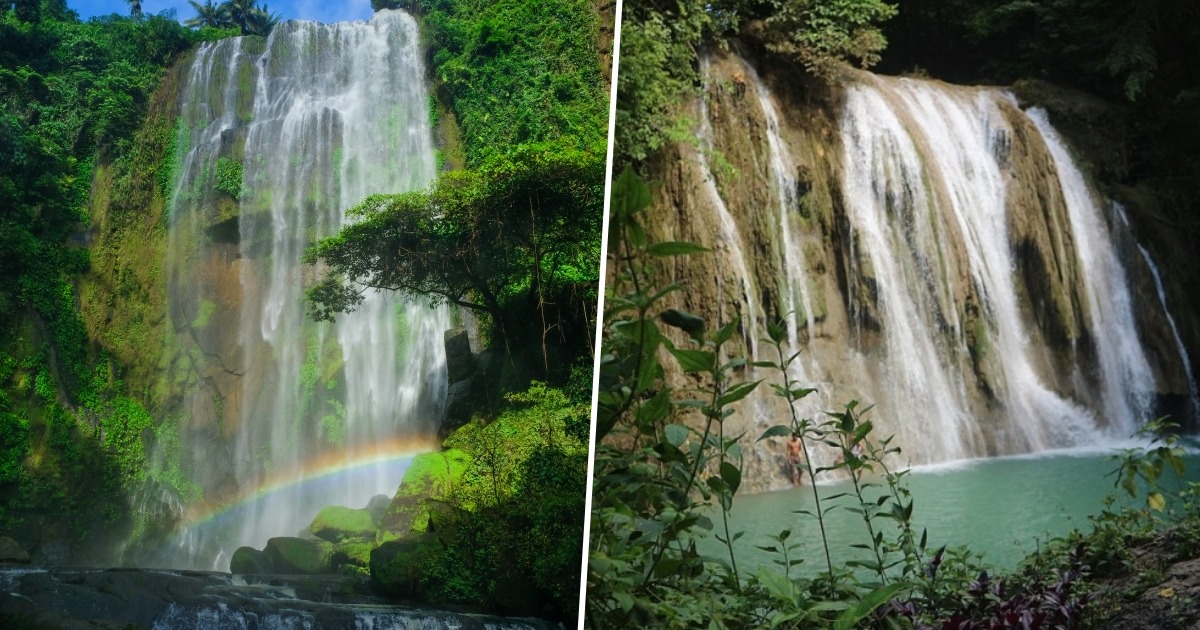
top-left (658, 52), bottom-right (1185, 491)
top-left (152, 10), bottom-right (448, 568)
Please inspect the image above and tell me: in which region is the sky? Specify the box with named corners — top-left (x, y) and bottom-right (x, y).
top-left (69, 0), bottom-right (375, 25)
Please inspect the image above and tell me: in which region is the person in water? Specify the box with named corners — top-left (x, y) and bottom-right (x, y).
top-left (786, 433), bottom-right (804, 485)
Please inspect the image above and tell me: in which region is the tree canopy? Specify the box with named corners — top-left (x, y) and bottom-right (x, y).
top-left (305, 145), bottom-right (603, 371)
top-left (615, 0), bottom-right (897, 163)
top-left (183, 0), bottom-right (279, 36)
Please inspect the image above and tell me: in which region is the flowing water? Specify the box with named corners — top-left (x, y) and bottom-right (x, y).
top-left (155, 10), bottom-right (448, 569)
top-left (695, 60), bottom-right (761, 360)
top-left (704, 62), bottom-right (1177, 490)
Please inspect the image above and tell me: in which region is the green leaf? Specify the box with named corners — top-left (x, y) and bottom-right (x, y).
top-left (758, 424), bottom-right (793, 442)
top-left (720, 461), bottom-right (741, 494)
top-left (833, 583), bottom-right (905, 630)
top-left (664, 423), bottom-right (689, 447)
top-left (646, 241), bottom-right (710, 257)
top-left (612, 166), bottom-right (651, 218)
top-left (718, 380), bottom-right (761, 407)
top-left (660, 308), bottom-right (706, 337)
top-left (713, 317), bottom-right (740, 345)
top-left (669, 347), bottom-right (714, 373)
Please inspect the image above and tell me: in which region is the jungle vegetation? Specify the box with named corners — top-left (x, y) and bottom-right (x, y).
top-left (0, 1), bottom-right (238, 556)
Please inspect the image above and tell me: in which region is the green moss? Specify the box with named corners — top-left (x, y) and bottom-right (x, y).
top-left (310, 505), bottom-right (375, 542)
top-left (264, 536), bottom-right (334, 575)
top-left (320, 400), bottom-right (346, 448)
top-left (191, 300), bottom-right (217, 329)
top-left (333, 540), bottom-right (374, 567)
top-left (215, 157), bottom-right (243, 198)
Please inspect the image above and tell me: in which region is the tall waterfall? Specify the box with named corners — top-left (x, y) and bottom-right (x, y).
top-left (155, 10), bottom-right (448, 568)
top-left (685, 54), bottom-right (1182, 491)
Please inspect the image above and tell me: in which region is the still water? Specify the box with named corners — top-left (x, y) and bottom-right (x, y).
top-left (718, 446), bottom-right (1200, 574)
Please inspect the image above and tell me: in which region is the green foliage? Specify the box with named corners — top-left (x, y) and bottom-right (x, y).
top-left (615, 0), bottom-right (896, 163)
top-left (762, 0), bottom-right (898, 78)
top-left (414, 0), bottom-right (607, 168)
top-left (191, 299), bottom-right (217, 329)
top-left (305, 145), bottom-right (603, 380)
top-left (184, 0), bottom-right (279, 36)
top-left (0, 7), bottom-right (205, 553)
top-left (396, 382), bottom-right (589, 621)
top-left (214, 156), bottom-right (242, 198)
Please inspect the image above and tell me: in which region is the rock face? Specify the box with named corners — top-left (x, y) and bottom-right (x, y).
top-left (230, 546), bottom-right (274, 574)
top-left (444, 329), bottom-right (475, 383)
top-left (441, 328), bottom-right (478, 436)
top-left (635, 47), bottom-right (1187, 492)
top-left (263, 537), bottom-right (335, 575)
top-left (309, 506), bottom-right (376, 543)
top-left (0, 537), bottom-right (29, 564)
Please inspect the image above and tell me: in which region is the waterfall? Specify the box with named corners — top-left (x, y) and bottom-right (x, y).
top-left (696, 55), bottom-right (1172, 490)
top-left (1027, 109), bottom-right (1156, 436)
top-left (157, 10), bottom-right (448, 568)
top-left (695, 58), bottom-right (761, 360)
top-left (740, 58), bottom-right (816, 377)
top-left (1113, 206), bottom-right (1200, 421)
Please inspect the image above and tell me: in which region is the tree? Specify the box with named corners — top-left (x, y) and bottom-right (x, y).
top-left (182, 0), bottom-right (279, 36)
top-left (126, 0), bottom-right (142, 18)
top-left (184, 0), bottom-right (228, 29)
top-left (762, 0), bottom-right (898, 78)
top-left (304, 145), bottom-right (603, 369)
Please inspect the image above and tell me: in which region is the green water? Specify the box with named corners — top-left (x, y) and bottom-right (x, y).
top-left (717, 449), bottom-right (1200, 574)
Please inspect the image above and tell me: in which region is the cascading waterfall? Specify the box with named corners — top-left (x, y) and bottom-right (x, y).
top-left (1027, 109), bottom-right (1156, 437)
top-left (1113, 205), bottom-right (1200, 420)
top-left (740, 58), bottom-right (816, 376)
top-left (693, 56), bottom-right (1176, 490)
top-left (694, 62), bottom-right (761, 360)
top-left (157, 10), bottom-right (448, 569)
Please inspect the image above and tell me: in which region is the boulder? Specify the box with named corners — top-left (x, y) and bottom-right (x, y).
top-left (365, 494), bottom-right (391, 525)
top-left (309, 506), bottom-right (375, 543)
top-left (263, 537), bottom-right (334, 575)
top-left (0, 536), bottom-right (30, 564)
top-left (229, 546), bottom-right (273, 574)
top-left (443, 329), bottom-right (475, 383)
top-left (379, 450), bottom-right (471, 536)
top-left (369, 533), bottom-right (434, 598)
top-left (331, 540), bottom-right (374, 569)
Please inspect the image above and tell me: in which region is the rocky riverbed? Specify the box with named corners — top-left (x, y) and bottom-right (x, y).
top-left (0, 566), bottom-right (551, 629)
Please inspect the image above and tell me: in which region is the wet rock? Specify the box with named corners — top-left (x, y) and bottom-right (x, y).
top-left (365, 494), bottom-right (391, 525)
top-left (0, 536), bottom-right (30, 564)
top-left (442, 379), bottom-right (474, 434)
top-left (230, 546), bottom-right (273, 574)
top-left (444, 329), bottom-right (475, 383)
top-left (0, 566), bottom-right (550, 627)
top-left (263, 537), bottom-right (334, 575)
top-left (309, 506), bottom-right (375, 543)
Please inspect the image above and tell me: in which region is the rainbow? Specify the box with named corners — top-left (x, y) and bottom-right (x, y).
top-left (179, 435), bottom-right (440, 527)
